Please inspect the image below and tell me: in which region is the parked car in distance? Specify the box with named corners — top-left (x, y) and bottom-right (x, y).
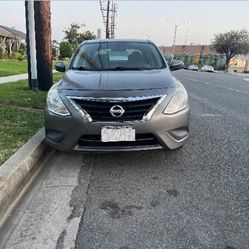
top-left (46, 39), bottom-right (189, 152)
top-left (183, 64), bottom-right (189, 70)
top-left (201, 65), bottom-right (215, 72)
top-left (169, 59), bottom-right (184, 71)
top-left (188, 65), bottom-right (199, 71)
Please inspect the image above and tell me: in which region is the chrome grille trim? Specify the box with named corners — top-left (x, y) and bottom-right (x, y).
top-left (67, 95), bottom-right (167, 122)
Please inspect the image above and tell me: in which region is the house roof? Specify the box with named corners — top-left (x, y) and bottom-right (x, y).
top-left (0, 25), bottom-right (26, 39)
top-left (0, 26), bottom-right (13, 38)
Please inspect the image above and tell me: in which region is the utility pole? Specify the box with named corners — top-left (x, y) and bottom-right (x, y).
top-left (163, 19), bottom-right (191, 60)
top-left (25, 0), bottom-right (38, 90)
top-left (110, 1), bottom-right (117, 39)
top-left (172, 25), bottom-right (177, 60)
top-left (106, 0), bottom-right (110, 39)
top-left (25, 1), bottom-right (31, 90)
top-left (99, 0), bottom-right (117, 39)
top-left (34, 0), bottom-right (52, 91)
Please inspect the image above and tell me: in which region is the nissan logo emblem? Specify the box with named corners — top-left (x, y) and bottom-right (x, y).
top-left (110, 105), bottom-right (125, 118)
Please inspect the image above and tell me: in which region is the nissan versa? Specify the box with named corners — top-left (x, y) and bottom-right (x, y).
top-left (45, 39), bottom-right (189, 152)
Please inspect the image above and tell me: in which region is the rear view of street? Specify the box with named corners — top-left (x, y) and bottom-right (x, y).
top-left (0, 71), bottom-right (248, 249)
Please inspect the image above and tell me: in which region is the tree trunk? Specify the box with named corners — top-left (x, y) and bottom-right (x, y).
top-left (34, 1), bottom-right (52, 91)
top-left (225, 55), bottom-right (231, 72)
top-left (7, 39), bottom-right (12, 56)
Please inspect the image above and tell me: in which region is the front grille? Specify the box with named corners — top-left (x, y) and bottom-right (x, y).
top-left (77, 133), bottom-right (160, 148)
top-left (71, 97), bottom-right (161, 122)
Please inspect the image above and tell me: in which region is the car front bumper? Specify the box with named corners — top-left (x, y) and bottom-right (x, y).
top-left (44, 104), bottom-right (190, 152)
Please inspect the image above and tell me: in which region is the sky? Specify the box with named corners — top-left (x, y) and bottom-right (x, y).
top-left (1, 1), bottom-right (249, 46)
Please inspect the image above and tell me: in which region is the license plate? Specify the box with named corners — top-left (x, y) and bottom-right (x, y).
top-left (101, 126), bottom-right (135, 142)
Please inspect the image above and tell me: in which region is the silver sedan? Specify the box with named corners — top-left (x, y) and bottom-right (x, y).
top-left (44, 39), bottom-right (189, 152)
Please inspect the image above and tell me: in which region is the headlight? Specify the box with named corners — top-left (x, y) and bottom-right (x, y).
top-left (164, 80), bottom-right (188, 114)
top-left (47, 83), bottom-right (70, 116)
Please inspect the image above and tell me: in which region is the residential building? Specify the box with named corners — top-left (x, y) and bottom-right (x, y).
top-left (0, 25), bottom-right (26, 55)
top-left (159, 44), bottom-right (217, 56)
top-left (160, 44), bottom-right (249, 72)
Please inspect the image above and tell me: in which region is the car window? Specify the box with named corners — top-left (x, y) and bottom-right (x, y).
top-left (70, 42), bottom-right (166, 71)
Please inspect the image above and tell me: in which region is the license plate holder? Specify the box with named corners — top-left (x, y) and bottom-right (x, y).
top-left (101, 126), bottom-right (135, 142)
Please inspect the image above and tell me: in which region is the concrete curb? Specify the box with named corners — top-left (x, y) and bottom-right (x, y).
top-left (0, 128), bottom-right (51, 224)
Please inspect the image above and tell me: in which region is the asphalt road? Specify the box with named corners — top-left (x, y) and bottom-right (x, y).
top-left (0, 70), bottom-right (249, 249)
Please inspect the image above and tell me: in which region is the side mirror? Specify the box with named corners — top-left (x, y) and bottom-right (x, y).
top-left (55, 61), bottom-right (66, 72)
top-left (170, 60), bottom-right (184, 71)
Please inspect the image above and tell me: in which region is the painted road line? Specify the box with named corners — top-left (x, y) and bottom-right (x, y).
top-left (199, 113), bottom-right (222, 117)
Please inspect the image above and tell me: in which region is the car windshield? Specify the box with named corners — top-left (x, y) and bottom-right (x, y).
top-left (70, 41), bottom-right (166, 71)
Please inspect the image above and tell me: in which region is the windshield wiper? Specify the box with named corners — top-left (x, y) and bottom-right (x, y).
top-left (108, 66), bottom-right (146, 71)
top-left (72, 66), bottom-right (88, 71)
top-left (72, 66), bottom-right (149, 71)
top-left (72, 66), bottom-right (100, 71)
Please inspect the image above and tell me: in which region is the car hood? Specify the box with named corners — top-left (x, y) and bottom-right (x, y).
top-left (58, 69), bottom-right (176, 91)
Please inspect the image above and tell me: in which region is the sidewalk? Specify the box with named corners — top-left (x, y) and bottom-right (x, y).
top-left (215, 70), bottom-right (249, 77)
top-left (0, 73), bottom-right (28, 84)
top-left (0, 70), bottom-right (57, 85)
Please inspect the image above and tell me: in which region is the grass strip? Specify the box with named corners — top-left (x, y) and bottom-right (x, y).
top-left (0, 60), bottom-right (27, 77)
top-left (0, 73), bottom-right (63, 165)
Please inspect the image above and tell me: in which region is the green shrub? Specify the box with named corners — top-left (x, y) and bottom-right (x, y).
top-left (215, 64), bottom-right (226, 71)
top-left (59, 41), bottom-right (73, 58)
top-left (12, 52), bottom-right (26, 61)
